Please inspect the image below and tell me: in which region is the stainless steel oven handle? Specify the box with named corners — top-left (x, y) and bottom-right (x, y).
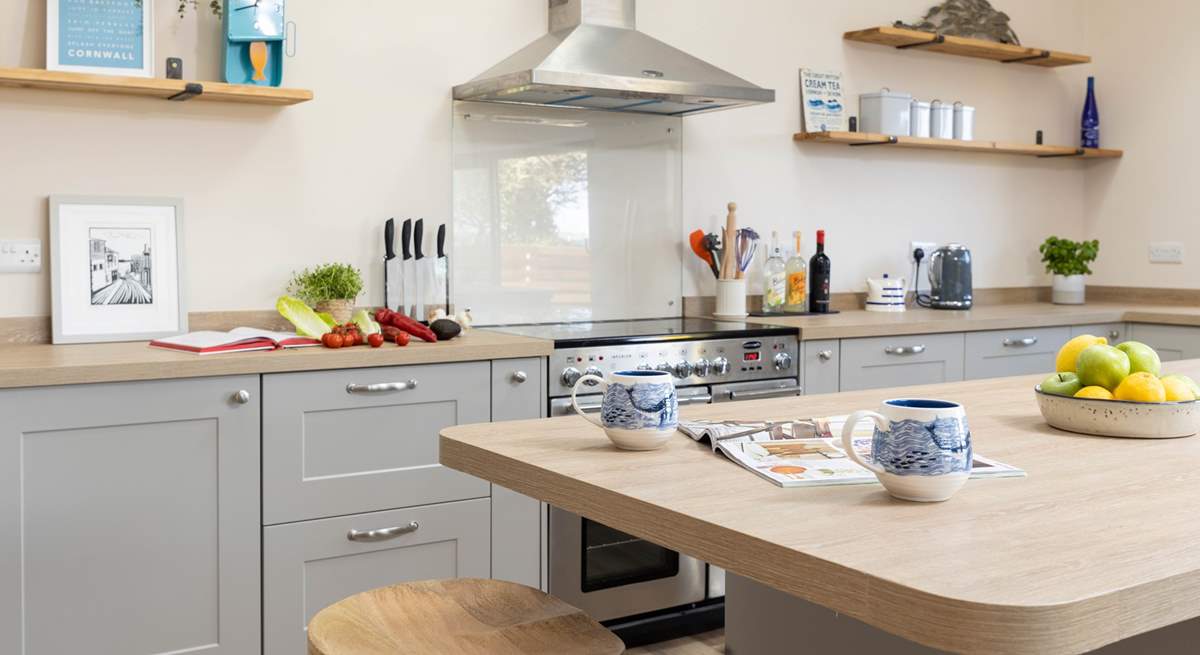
top-left (726, 387), bottom-right (801, 401)
top-left (677, 394), bottom-right (713, 405)
top-left (884, 345), bottom-right (926, 355)
top-left (347, 521), bottom-right (419, 542)
top-left (346, 380), bottom-right (418, 394)
top-left (573, 403), bottom-right (602, 412)
top-left (1002, 337), bottom-right (1038, 347)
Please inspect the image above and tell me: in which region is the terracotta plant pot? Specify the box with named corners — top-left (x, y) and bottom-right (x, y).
top-left (315, 299), bottom-right (354, 324)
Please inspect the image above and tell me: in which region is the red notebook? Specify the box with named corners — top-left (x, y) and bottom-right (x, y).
top-left (150, 327), bottom-right (320, 355)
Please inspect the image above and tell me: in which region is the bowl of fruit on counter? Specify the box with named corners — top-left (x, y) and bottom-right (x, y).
top-left (1036, 335), bottom-right (1200, 438)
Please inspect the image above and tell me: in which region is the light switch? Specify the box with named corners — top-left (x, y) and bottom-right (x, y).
top-left (1149, 242), bottom-right (1184, 264)
top-left (0, 239), bottom-right (42, 273)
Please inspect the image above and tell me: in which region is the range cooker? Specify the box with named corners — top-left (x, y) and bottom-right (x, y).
top-left (490, 318), bottom-right (800, 636)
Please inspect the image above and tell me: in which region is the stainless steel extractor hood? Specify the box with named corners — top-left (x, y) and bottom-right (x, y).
top-left (453, 0), bottom-right (775, 116)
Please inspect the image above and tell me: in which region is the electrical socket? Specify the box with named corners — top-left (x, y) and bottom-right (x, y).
top-left (909, 241), bottom-right (936, 264)
top-left (1149, 242), bottom-right (1184, 264)
top-left (0, 239), bottom-right (41, 273)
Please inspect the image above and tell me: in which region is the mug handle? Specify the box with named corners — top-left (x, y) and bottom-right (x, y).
top-left (571, 375), bottom-right (608, 428)
top-left (840, 410), bottom-right (889, 476)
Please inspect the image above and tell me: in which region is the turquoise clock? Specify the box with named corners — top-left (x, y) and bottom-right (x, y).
top-left (222, 0), bottom-right (286, 87)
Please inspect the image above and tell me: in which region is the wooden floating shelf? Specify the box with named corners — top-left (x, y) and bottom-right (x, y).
top-left (795, 131), bottom-right (1123, 159)
top-left (0, 67), bottom-right (312, 106)
top-left (844, 26), bottom-right (1091, 68)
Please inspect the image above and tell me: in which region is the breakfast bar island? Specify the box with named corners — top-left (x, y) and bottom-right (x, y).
top-left (440, 364), bottom-right (1200, 654)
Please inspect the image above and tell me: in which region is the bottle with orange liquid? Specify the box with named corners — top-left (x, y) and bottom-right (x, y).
top-left (784, 231), bottom-right (807, 312)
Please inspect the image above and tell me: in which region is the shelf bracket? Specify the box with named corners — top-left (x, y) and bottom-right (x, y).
top-left (1037, 148), bottom-right (1085, 158)
top-left (849, 136), bottom-right (899, 147)
top-left (897, 34), bottom-right (945, 49)
top-left (1002, 50), bottom-right (1052, 64)
top-left (167, 82), bottom-right (204, 102)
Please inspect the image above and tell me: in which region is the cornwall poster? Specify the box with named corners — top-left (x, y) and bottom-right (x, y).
top-left (48, 0), bottom-right (154, 77)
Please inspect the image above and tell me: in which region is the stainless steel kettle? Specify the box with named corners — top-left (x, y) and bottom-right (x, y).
top-left (928, 244), bottom-right (973, 309)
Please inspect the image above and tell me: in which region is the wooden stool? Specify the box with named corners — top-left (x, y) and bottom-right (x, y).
top-left (307, 578), bottom-right (625, 655)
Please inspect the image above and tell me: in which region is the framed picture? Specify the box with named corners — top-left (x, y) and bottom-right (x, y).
top-left (799, 68), bottom-right (847, 133)
top-left (47, 0), bottom-right (154, 77)
top-left (50, 196), bottom-right (185, 344)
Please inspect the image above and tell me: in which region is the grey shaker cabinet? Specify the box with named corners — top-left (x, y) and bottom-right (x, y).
top-left (0, 376), bottom-right (261, 655)
top-left (839, 332), bottom-right (965, 392)
top-left (263, 498), bottom-right (490, 655)
top-left (963, 327), bottom-right (1071, 380)
top-left (1071, 323), bottom-right (1127, 343)
top-left (1128, 324), bottom-right (1200, 362)
top-left (262, 362), bottom-right (491, 525)
top-left (801, 339), bottom-right (840, 395)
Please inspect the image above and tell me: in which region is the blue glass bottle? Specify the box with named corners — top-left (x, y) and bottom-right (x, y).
top-left (1081, 76), bottom-right (1099, 148)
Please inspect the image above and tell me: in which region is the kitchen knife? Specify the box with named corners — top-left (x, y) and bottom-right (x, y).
top-left (435, 223), bottom-right (448, 315)
top-left (413, 219), bottom-right (425, 322)
top-left (384, 218), bottom-right (399, 311)
top-left (400, 218), bottom-right (413, 317)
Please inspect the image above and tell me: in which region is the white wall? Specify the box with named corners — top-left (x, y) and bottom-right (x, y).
top-left (1082, 0), bottom-right (1198, 289)
top-left (1, 0), bottom-right (1096, 319)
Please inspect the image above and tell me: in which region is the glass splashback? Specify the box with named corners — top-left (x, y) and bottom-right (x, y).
top-left (452, 101), bottom-right (682, 325)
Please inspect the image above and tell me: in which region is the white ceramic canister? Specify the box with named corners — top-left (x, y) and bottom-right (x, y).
top-left (953, 102), bottom-right (975, 141)
top-left (909, 100), bottom-right (931, 138)
top-left (859, 88), bottom-right (912, 136)
top-left (929, 100), bottom-right (954, 139)
top-left (714, 278), bottom-right (748, 319)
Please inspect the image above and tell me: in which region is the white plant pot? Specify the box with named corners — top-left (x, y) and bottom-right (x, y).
top-left (1051, 274), bottom-right (1086, 305)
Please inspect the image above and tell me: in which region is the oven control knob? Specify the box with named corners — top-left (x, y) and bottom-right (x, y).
top-left (774, 352), bottom-right (793, 371)
top-left (560, 367), bottom-right (582, 387)
top-left (636, 363), bottom-right (652, 371)
top-left (672, 361), bottom-right (693, 379)
top-left (712, 357), bottom-right (730, 376)
top-left (583, 366), bottom-right (603, 384)
top-left (654, 362), bottom-right (672, 374)
top-left (693, 359), bottom-right (711, 377)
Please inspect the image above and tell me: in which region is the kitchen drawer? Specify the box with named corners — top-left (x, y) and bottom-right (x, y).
top-left (802, 339), bottom-right (840, 395)
top-left (263, 362), bottom-right (491, 525)
top-left (1071, 323), bottom-right (1126, 343)
top-left (963, 327), bottom-right (1070, 380)
top-left (840, 332), bottom-right (965, 392)
top-left (1128, 324), bottom-right (1200, 362)
top-left (263, 498), bottom-right (490, 655)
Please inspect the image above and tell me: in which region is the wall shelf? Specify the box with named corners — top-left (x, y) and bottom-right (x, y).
top-left (0, 67), bottom-right (312, 106)
top-left (795, 131), bottom-right (1123, 159)
top-left (844, 26), bottom-right (1091, 68)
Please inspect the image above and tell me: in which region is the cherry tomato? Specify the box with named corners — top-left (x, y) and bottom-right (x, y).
top-left (394, 331), bottom-right (410, 346)
top-left (367, 333), bottom-right (384, 348)
top-left (321, 333), bottom-right (342, 349)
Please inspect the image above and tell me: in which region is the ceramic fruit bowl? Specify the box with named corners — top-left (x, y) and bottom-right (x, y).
top-left (1034, 386), bottom-right (1200, 438)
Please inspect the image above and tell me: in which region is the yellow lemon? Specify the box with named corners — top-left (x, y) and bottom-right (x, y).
top-left (1161, 376), bottom-right (1196, 402)
top-left (1055, 334), bottom-right (1107, 373)
top-left (1075, 386), bottom-right (1114, 400)
top-left (1113, 372), bottom-right (1167, 403)
top-left (1162, 374), bottom-right (1200, 399)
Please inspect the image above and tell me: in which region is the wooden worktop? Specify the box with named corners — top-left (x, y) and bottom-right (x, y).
top-left (441, 364), bottom-right (1200, 654)
top-left (744, 302), bottom-right (1200, 340)
top-left (0, 329), bottom-right (552, 390)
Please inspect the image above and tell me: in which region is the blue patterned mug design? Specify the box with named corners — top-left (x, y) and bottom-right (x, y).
top-left (571, 370), bottom-right (678, 448)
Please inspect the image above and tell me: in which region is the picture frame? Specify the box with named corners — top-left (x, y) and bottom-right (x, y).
top-left (50, 196), bottom-right (186, 344)
top-left (799, 68), bottom-right (847, 133)
top-left (47, 0), bottom-right (154, 78)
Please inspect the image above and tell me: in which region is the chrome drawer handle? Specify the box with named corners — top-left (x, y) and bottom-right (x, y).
top-left (511, 370), bottom-right (528, 384)
top-left (346, 380), bottom-right (418, 394)
top-left (1003, 337), bottom-right (1038, 347)
top-left (347, 521), bottom-right (419, 542)
top-left (1109, 330), bottom-right (1120, 340)
top-left (233, 390), bottom-right (251, 404)
top-left (885, 345), bottom-right (926, 355)
top-left (727, 387), bottom-right (802, 401)
top-left (817, 350), bottom-right (833, 361)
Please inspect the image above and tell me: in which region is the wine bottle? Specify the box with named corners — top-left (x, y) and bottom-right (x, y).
top-left (1081, 76), bottom-right (1099, 148)
top-left (762, 231), bottom-right (786, 314)
top-left (808, 229), bottom-right (831, 313)
top-left (784, 231), bottom-right (807, 312)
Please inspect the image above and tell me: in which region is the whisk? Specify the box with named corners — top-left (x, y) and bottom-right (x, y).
top-left (734, 228), bottom-right (759, 279)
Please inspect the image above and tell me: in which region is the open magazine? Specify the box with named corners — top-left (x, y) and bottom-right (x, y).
top-left (678, 416), bottom-right (1024, 488)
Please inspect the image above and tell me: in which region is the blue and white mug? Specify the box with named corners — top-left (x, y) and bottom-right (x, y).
top-left (572, 370), bottom-right (678, 451)
top-left (840, 398), bottom-right (972, 502)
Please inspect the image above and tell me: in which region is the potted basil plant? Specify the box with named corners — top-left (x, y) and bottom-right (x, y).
top-left (287, 263), bottom-right (364, 323)
top-left (1039, 237), bottom-right (1099, 305)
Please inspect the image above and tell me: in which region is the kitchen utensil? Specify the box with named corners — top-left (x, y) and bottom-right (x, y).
top-left (929, 100), bottom-right (953, 139)
top-left (910, 99), bottom-right (931, 138)
top-left (703, 232), bottom-right (722, 278)
top-left (840, 399), bottom-right (971, 502)
top-left (570, 369), bottom-right (678, 451)
top-left (384, 218), bottom-right (399, 311)
top-left (865, 274), bottom-right (906, 312)
top-left (953, 102), bottom-right (975, 141)
top-left (400, 218), bottom-right (414, 317)
top-left (859, 88), bottom-right (912, 136)
top-left (1034, 386), bottom-right (1199, 438)
top-left (413, 218), bottom-right (426, 322)
top-left (714, 279), bottom-right (748, 319)
top-left (735, 228), bottom-right (759, 279)
top-left (721, 203), bottom-right (738, 279)
top-left (689, 229), bottom-right (718, 278)
top-left (928, 244), bottom-right (973, 309)
top-left (435, 223), bottom-right (449, 314)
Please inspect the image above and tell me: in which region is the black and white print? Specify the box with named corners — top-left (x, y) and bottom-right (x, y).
top-left (89, 227), bottom-right (153, 305)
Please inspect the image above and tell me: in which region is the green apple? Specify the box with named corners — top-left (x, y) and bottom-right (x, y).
top-left (1163, 374), bottom-right (1200, 399)
top-left (1076, 344), bottom-right (1131, 391)
top-left (1040, 372), bottom-right (1082, 397)
top-left (1115, 341), bottom-right (1162, 376)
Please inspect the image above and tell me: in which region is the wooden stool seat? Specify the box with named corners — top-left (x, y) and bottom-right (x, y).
top-left (307, 578), bottom-right (625, 655)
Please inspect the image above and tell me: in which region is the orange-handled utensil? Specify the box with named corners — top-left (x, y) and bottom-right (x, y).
top-left (689, 229), bottom-right (719, 278)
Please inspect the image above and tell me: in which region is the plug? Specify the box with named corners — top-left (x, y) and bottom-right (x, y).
top-left (913, 247), bottom-right (925, 265)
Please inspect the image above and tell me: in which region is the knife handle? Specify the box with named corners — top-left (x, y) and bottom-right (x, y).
top-left (414, 219), bottom-right (425, 259)
top-left (401, 219), bottom-right (412, 259)
top-left (384, 218), bottom-right (395, 259)
top-left (436, 224), bottom-right (446, 258)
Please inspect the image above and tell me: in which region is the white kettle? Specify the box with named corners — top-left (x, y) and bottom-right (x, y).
top-left (865, 274), bottom-right (906, 312)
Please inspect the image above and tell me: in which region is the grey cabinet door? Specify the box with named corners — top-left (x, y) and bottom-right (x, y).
top-left (1128, 324), bottom-right (1200, 362)
top-left (0, 377), bottom-right (260, 655)
top-left (490, 358), bottom-right (548, 590)
top-left (263, 362), bottom-right (491, 525)
top-left (840, 332), bottom-right (965, 392)
top-left (263, 498), bottom-right (490, 655)
top-left (1071, 323), bottom-right (1126, 343)
top-left (802, 339), bottom-right (840, 395)
top-left (963, 327), bottom-right (1070, 380)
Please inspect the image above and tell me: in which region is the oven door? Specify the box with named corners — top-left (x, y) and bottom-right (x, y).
top-left (550, 385), bottom-right (712, 417)
top-left (548, 506), bottom-right (707, 621)
top-left (710, 378), bottom-right (801, 403)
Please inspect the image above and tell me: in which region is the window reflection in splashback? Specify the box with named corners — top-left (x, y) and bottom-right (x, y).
top-left (452, 101), bottom-right (682, 325)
